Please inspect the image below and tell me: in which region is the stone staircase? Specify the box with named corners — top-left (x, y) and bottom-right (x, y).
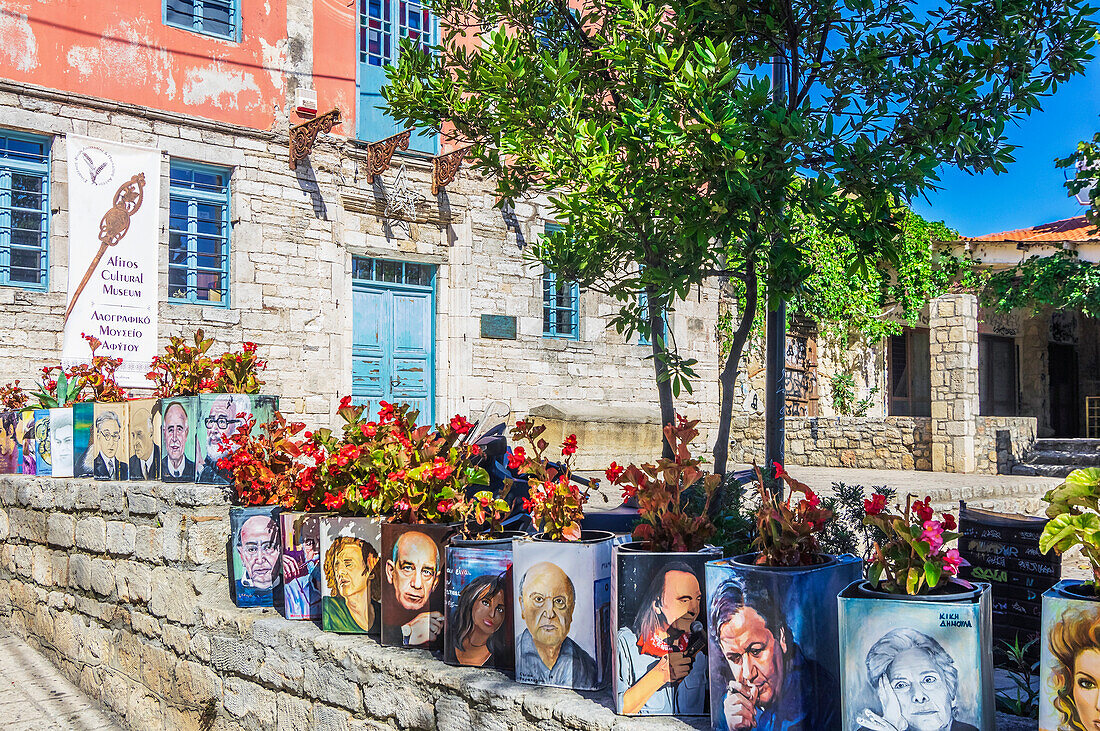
top-left (1011, 438), bottom-right (1100, 477)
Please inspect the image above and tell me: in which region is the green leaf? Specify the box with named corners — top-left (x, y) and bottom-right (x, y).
top-left (924, 560), bottom-right (942, 589)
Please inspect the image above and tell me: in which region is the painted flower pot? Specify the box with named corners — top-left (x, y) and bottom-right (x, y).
top-left (196, 394), bottom-right (278, 485)
top-left (160, 396), bottom-right (200, 482)
top-left (279, 511), bottom-right (323, 621)
top-left (381, 522), bottom-right (458, 650)
top-left (91, 402), bottom-right (128, 480)
top-left (444, 533), bottom-right (524, 671)
top-left (127, 398), bottom-right (161, 480)
top-left (1039, 580), bottom-right (1100, 731)
top-left (71, 403), bottom-right (94, 478)
top-left (319, 515), bottom-right (382, 634)
top-left (48, 407), bottom-right (74, 478)
top-left (838, 580), bottom-right (994, 731)
top-left (0, 411), bottom-right (18, 474)
top-left (511, 530), bottom-right (615, 691)
top-left (16, 409), bottom-right (35, 475)
top-left (705, 554), bottom-right (862, 731)
top-left (228, 505), bottom-right (283, 608)
top-left (33, 408), bottom-right (51, 476)
top-left (612, 542), bottom-right (721, 716)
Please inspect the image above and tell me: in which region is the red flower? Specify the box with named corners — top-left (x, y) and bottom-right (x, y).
top-left (913, 497), bottom-right (934, 523)
top-left (431, 457), bottom-right (454, 480)
top-left (450, 415), bottom-right (473, 435)
top-left (243, 342), bottom-right (257, 354)
top-left (322, 491), bottom-right (345, 510)
top-left (561, 434), bottom-right (578, 457)
top-left (605, 461), bottom-right (625, 483)
top-left (339, 395), bottom-right (353, 409)
top-left (508, 447), bottom-right (527, 471)
top-left (942, 548), bottom-right (963, 575)
top-left (772, 461), bottom-right (786, 478)
top-left (437, 499), bottom-right (456, 514)
top-left (388, 469), bottom-right (407, 481)
top-left (378, 401), bottom-right (395, 423)
top-left (395, 497), bottom-right (411, 512)
top-left (360, 422), bottom-right (378, 438)
top-left (468, 443), bottom-right (481, 457)
top-left (515, 419), bottom-right (529, 431)
top-left (621, 481), bottom-right (638, 500)
top-left (478, 493), bottom-right (491, 507)
top-left (864, 493), bottom-right (888, 516)
top-left (943, 513), bottom-right (957, 531)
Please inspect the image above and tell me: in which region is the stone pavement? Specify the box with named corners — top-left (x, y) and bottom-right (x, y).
top-left (0, 624), bottom-right (122, 731)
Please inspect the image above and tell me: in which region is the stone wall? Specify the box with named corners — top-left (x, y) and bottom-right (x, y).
top-left (0, 475), bottom-right (704, 731)
top-left (974, 416), bottom-right (1037, 476)
top-left (0, 79), bottom-right (718, 462)
top-left (728, 416), bottom-right (933, 470)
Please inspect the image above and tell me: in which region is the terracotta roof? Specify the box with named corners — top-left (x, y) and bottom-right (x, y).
top-left (962, 215), bottom-right (1100, 243)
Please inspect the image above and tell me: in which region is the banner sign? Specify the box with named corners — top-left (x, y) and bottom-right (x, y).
top-left (63, 136), bottom-right (161, 388)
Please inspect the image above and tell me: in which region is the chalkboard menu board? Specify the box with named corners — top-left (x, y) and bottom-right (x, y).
top-left (957, 503), bottom-right (1060, 658)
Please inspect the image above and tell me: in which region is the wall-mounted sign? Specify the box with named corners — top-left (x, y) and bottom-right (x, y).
top-left (480, 315), bottom-right (517, 340)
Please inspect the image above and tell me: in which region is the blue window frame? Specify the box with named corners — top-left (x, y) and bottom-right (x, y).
top-left (0, 130), bottom-right (49, 290)
top-left (168, 160), bottom-right (231, 306)
top-left (164, 0), bottom-right (238, 41)
top-left (637, 289), bottom-right (667, 346)
top-left (542, 225), bottom-right (578, 338)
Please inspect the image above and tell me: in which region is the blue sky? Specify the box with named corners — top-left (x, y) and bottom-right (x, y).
top-left (910, 58), bottom-right (1100, 238)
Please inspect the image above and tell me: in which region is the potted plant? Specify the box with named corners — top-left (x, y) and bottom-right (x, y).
top-left (508, 419), bottom-right (613, 691)
top-left (378, 403), bottom-right (487, 651)
top-left (69, 334), bottom-right (130, 481)
top-left (308, 397), bottom-right (396, 636)
top-left (600, 416), bottom-right (721, 716)
top-left (29, 357), bottom-right (85, 478)
top-left (1038, 467), bottom-right (1100, 730)
top-left (218, 409), bottom-right (314, 608)
top-left (705, 465), bottom-right (861, 731)
top-left (148, 330), bottom-right (216, 484)
top-left (838, 493), bottom-right (993, 731)
top-left (0, 380), bottom-right (27, 474)
top-left (444, 482), bottom-right (518, 670)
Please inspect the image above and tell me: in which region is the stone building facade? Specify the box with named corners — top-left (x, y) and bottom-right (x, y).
top-left (0, 1), bottom-right (719, 460)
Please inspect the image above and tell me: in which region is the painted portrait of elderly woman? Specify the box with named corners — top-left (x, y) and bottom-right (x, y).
top-left (1044, 608), bottom-right (1100, 731)
top-left (855, 628), bottom-right (978, 731)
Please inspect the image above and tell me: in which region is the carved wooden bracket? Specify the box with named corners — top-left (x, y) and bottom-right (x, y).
top-left (366, 130), bottom-right (412, 177)
top-left (289, 108), bottom-right (342, 170)
top-left (431, 146), bottom-right (470, 195)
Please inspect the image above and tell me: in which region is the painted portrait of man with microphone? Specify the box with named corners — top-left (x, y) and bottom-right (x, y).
top-left (615, 562), bottom-right (708, 715)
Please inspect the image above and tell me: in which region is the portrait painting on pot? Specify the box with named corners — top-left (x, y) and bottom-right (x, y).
top-left (320, 517), bottom-right (382, 634)
top-left (444, 545), bottom-right (513, 670)
top-left (614, 552), bottom-right (714, 716)
top-left (229, 506), bottom-right (283, 608)
top-left (17, 410), bottom-right (35, 475)
top-left (280, 512), bottom-right (322, 620)
top-left (0, 411), bottom-right (17, 474)
top-left (127, 398), bottom-right (161, 480)
top-left (381, 523), bottom-right (454, 649)
top-left (196, 394), bottom-right (277, 485)
top-left (71, 403), bottom-right (94, 478)
top-left (511, 539), bottom-right (612, 691)
top-left (160, 398), bottom-right (197, 482)
top-left (48, 408), bottom-right (74, 478)
top-left (706, 558), bottom-right (861, 731)
top-left (1039, 586), bottom-right (1100, 731)
top-left (87, 403), bottom-right (128, 480)
top-left (34, 409), bottom-right (50, 476)
top-left (838, 591), bottom-right (991, 731)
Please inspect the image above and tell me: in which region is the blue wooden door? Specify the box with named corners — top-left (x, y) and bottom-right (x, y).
top-left (352, 261), bottom-right (434, 424)
top-left (358, 0), bottom-right (438, 154)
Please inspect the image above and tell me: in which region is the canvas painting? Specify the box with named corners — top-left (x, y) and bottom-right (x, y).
top-left (281, 511), bottom-right (322, 620)
top-left (381, 522), bottom-right (454, 649)
top-left (0, 411), bottom-right (17, 474)
top-left (72, 403), bottom-right (94, 478)
top-left (34, 409), bottom-right (51, 476)
top-left (86, 403), bottom-right (128, 480)
top-left (160, 397), bottom-right (198, 482)
top-left (320, 516), bottom-right (382, 634)
top-left (613, 549), bottom-right (718, 716)
top-left (128, 398), bottom-right (161, 480)
top-left (511, 538), bottom-right (613, 691)
top-left (196, 394), bottom-right (277, 485)
top-left (17, 410), bottom-right (35, 475)
top-left (48, 407), bottom-right (74, 478)
top-left (229, 506), bottom-right (283, 608)
top-left (838, 584), bottom-right (993, 731)
top-left (444, 544), bottom-right (513, 670)
top-left (706, 556), bottom-right (861, 731)
top-left (1039, 586), bottom-right (1100, 731)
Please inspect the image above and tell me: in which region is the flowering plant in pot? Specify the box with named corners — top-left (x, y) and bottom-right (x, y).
top-left (213, 341), bottom-right (266, 394)
top-left (602, 416), bottom-right (720, 715)
top-left (705, 464), bottom-right (861, 731)
top-left (147, 330), bottom-right (217, 484)
top-left (837, 493), bottom-right (993, 731)
top-left (1037, 469), bottom-right (1100, 729)
top-left (507, 418), bottom-right (614, 691)
top-left (146, 329), bottom-right (216, 397)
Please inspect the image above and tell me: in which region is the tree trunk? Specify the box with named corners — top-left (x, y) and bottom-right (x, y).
top-left (647, 284), bottom-right (676, 459)
top-left (713, 264), bottom-right (758, 475)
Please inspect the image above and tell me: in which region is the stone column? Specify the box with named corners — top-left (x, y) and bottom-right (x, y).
top-left (930, 293), bottom-right (980, 473)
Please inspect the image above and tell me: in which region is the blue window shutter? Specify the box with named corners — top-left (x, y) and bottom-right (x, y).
top-left (164, 0), bottom-right (239, 41)
top-left (168, 159), bottom-right (232, 306)
top-left (0, 130), bottom-right (50, 290)
top-left (541, 223), bottom-right (579, 339)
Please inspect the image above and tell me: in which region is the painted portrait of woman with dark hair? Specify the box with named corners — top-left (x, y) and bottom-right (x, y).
top-left (1048, 609), bottom-right (1100, 731)
top-left (452, 573), bottom-right (509, 667)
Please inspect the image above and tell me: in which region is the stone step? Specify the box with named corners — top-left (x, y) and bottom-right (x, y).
top-left (1021, 450), bottom-right (1100, 467)
top-left (1033, 438), bottom-right (1100, 453)
top-left (1011, 463), bottom-right (1078, 478)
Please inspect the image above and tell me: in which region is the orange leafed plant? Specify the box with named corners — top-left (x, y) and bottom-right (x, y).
top-left (510, 419), bottom-right (587, 541)
top-left (218, 411), bottom-right (314, 508)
